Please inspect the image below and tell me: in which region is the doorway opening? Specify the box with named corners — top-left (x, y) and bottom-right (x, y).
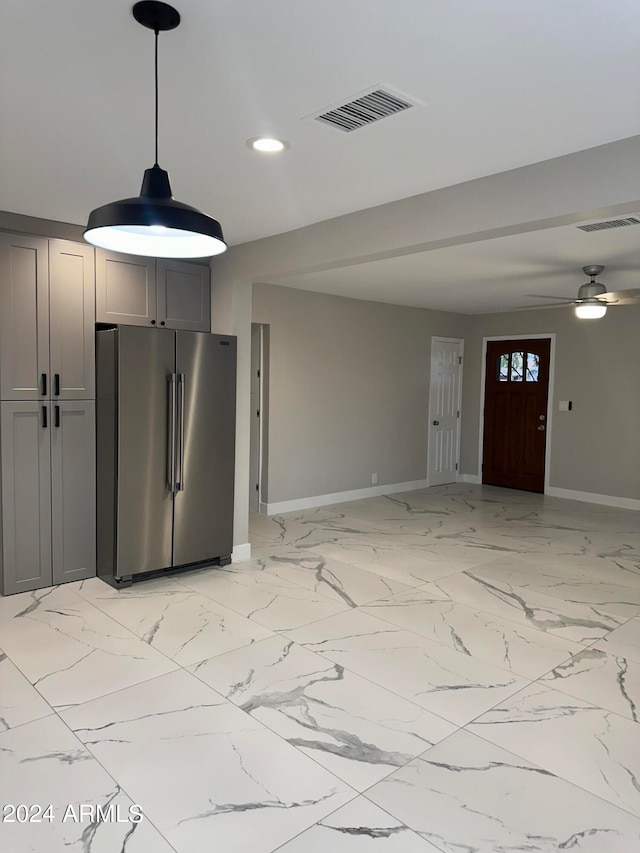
top-left (480, 335), bottom-right (554, 493)
top-left (249, 323), bottom-right (269, 513)
top-left (427, 337), bottom-right (463, 486)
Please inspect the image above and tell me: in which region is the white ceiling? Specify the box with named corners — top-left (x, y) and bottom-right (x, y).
top-left (2, 0), bottom-right (640, 251)
top-left (264, 215), bottom-right (640, 313)
top-left (0, 0), bottom-right (640, 244)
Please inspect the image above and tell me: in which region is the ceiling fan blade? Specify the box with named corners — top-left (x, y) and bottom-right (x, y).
top-left (517, 301), bottom-right (572, 311)
top-left (527, 293), bottom-right (576, 301)
top-left (599, 289), bottom-right (640, 305)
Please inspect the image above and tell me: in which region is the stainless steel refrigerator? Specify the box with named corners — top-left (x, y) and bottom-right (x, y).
top-left (96, 326), bottom-right (236, 587)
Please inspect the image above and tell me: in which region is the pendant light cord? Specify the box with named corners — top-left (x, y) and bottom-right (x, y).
top-left (154, 27), bottom-right (159, 166)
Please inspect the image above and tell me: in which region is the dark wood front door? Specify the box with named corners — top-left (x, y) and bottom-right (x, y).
top-left (482, 338), bottom-right (551, 492)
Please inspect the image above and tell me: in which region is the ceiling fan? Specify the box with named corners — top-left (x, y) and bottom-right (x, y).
top-left (527, 265), bottom-right (640, 318)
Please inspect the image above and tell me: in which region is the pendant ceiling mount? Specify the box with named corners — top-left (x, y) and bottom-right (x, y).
top-left (84, 1), bottom-right (226, 259)
top-left (133, 1), bottom-right (180, 32)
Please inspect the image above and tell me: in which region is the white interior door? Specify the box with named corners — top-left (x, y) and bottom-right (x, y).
top-left (428, 337), bottom-right (463, 486)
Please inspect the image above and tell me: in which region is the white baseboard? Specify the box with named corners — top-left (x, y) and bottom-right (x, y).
top-left (259, 502), bottom-right (269, 516)
top-left (231, 543), bottom-right (252, 562)
top-left (455, 477), bottom-right (639, 510)
top-left (265, 479), bottom-right (430, 516)
top-left (545, 486), bottom-right (640, 512)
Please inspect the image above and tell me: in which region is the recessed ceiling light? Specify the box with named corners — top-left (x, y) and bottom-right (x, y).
top-left (247, 137), bottom-right (290, 153)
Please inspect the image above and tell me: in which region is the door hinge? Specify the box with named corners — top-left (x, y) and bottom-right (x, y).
top-left (455, 463), bottom-right (458, 470)
top-left (457, 410), bottom-right (460, 418)
top-left (256, 483), bottom-right (259, 491)
top-left (256, 410), bottom-right (260, 417)
top-left (458, 356), bottom-right (463, 364)
top-left (257, 369), bottom-right (260, 378)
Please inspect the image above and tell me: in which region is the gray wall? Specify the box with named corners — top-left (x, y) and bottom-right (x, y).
top-left (210, 138), bottom-right (640, 533)
top-left (460, 305), bottom-right (640, 499)
top-left (252, 282), bottom-right (468, 503)
top-left (252, 282), bottom-right (640, 505)
top-left (210, 278), bottom-right (253, 548)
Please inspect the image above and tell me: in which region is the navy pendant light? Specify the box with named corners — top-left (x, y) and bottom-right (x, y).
top-left (84, 1), bottom-right (226, 258)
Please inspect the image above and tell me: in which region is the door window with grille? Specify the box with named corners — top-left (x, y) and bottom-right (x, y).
top-left (497, 350), bottom-right (540, 383)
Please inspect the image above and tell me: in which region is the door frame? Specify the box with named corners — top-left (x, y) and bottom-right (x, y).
top-left (249, 322), bottom-right (269, 514)
top-left (477, 333), bottom-right (556, 493)
top-left (427, 336), bottom-right (464, 487)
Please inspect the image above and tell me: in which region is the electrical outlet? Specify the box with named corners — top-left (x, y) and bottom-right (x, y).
top-left (371, 473), bottom-right (378, 484)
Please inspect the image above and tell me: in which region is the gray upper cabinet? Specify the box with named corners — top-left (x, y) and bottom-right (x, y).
top-left (96, 250), bottom-right (210, 332)
top-left (0, 234), bottom-right (49, 400)
top-left (95, 250), bottom-right (156, 327)
top-left (0, 235), bottom-right (95, 401)
top-left (157, 259), bottom-right (211, 332)
top-left (0, 401), bottom-right (53, 595)
top-left (49, 240), bottom-right (96, 399)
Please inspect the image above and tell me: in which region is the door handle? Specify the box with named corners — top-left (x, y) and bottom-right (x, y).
top-left (432, 420), bottom-right (440, 426)
top-left (537, 425), bottom-right (545, 431)
top-left (176, 373), bottom-right (185, 492)
top-left (54, 405), bottom-right (60, 428)
top-left (167, 374), bottom-right (177, 492)
top-left (41, 405), bottom-right (48, 428)
top-left (41, 373), bottom-right (47, 396)
top-left (54, 373), bottom-right (60, 396)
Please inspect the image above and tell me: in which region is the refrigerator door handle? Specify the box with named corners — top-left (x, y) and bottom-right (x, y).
top-left (176, 373), bottom-right (186, 491)
top-left (167, 373), bottom-right (178, 492)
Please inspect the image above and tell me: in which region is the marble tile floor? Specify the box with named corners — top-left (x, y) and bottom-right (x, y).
top-left (1, 484), bottom-right (640, 852)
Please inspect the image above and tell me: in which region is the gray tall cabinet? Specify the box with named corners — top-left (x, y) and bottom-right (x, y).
top-left (0, 234), bottom-right (96, 595)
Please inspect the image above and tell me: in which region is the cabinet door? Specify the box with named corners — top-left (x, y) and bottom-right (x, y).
top-left (49, 240), bottom-right (96, 399)
top-left (0, 234), bottom-right (49, 400)
top-left (95, 250), bottom-right (156, 326)
top-left (156, 259), bottom-right (210, 332)
top-left (0, 402), bottom-right (52, 595)
top-left (51, 401), bottom-right (96, 585)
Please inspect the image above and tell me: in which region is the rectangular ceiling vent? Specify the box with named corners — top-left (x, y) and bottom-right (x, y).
top-left (312, 88), bottom-right (415, 133)
top-left (577, 216), bottom-right (640, 232)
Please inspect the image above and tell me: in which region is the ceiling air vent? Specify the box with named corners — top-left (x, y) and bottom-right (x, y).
top-left (577, 216), bottom-right (640, 232)
top-left (312, 87), bottom-right (415, 133)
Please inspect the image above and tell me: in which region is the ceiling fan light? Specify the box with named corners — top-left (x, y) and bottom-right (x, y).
top-left (575, 302), bottom-right (607, 319)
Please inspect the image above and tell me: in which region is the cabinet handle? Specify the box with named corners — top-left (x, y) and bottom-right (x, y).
top-left (42, 405), bottom-right (48, 429)
top-left (151, 319), bottom-right (157, 325)
top-left (41, 373), bottom-right (47, 396)
top-left (55, 405), bottom-right (60, 428)
top-left (54, 373), bottom-right (60, 396)
top-left (160, 321), bottom-right (165, 326)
